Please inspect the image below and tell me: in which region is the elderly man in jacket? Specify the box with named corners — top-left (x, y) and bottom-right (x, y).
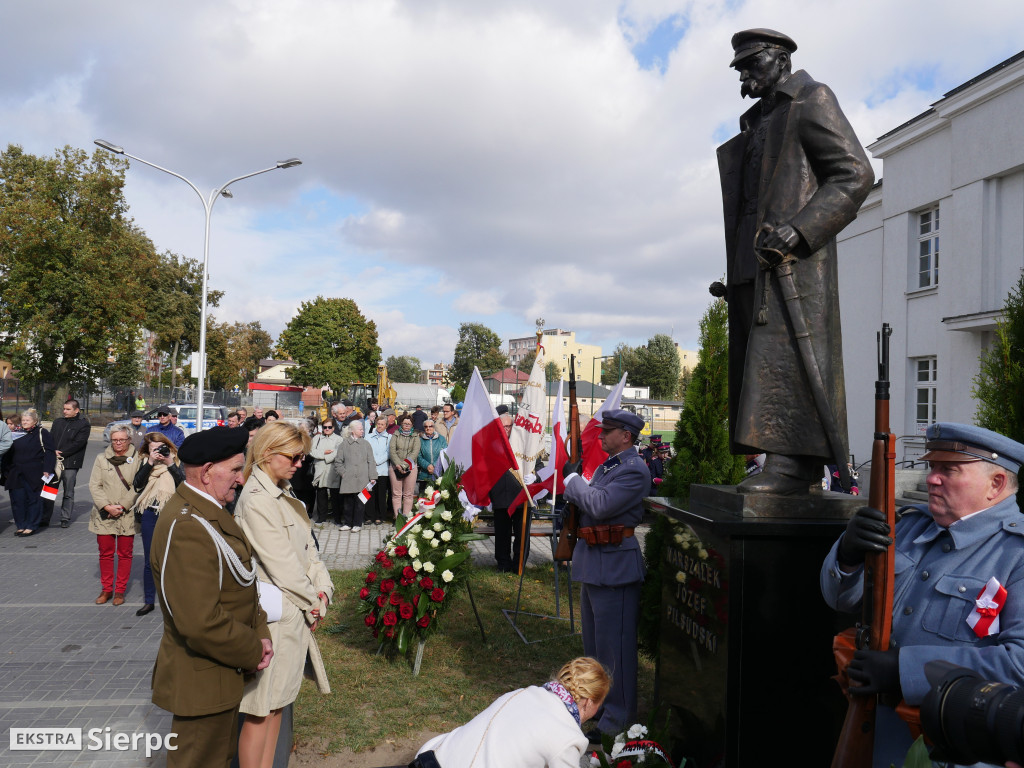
top-left (822, 423), bottom-right (1024, 767)
top-left (562, 409), bottom-right (650, 740)
top-left (717, 29), bottom-right (874, 495)
top-left (42, 398), bottom-right (91, 528)
top-left (150, 426), bottom-right (272, 768)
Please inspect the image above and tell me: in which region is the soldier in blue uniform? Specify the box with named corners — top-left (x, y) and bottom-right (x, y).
top-left (563, 409), bottom-right (651, 740)
top-left (821, 422), bottom-right (1024, 768)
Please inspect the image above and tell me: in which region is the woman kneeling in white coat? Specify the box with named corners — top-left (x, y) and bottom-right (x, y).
top-left (414, 656), bottom-right (610, 768)
top-left (234, 420), bottom-right (334, 768)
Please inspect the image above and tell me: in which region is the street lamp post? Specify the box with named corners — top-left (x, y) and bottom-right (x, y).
top-left (93, 140), bottom-right (301, 432)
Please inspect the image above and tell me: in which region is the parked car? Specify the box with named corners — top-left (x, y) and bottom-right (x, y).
top-left (103, 403), bottom-right (230, 443)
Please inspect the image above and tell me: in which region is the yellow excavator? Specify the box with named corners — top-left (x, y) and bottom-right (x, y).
top-left (348, 362), bottom-right (396, 414)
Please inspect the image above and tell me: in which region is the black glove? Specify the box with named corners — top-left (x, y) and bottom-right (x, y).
top-left (562, 459), bottom-right (582, 479)
top-left (847, 649), bottom-right (901, 697)
top-left (838, 506), bottom-right (891, 566)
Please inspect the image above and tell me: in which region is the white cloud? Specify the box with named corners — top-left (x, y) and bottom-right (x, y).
top-left (2, 0), bottom-right (1023, 366)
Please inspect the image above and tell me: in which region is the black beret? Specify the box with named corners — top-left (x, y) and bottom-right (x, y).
top-left (730, 28), bottom-right (797, 66)
top-left (131, 410), bottom-right (145, 418)
top-left (178, 426), bottom-right (249, 466)
top-left (341, 399), bottom-right (354, 407)
top-left (495, 404), bottom-right (509, 415)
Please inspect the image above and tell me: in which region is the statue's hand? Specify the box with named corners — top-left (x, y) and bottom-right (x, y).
top-left (759, 223), bottom-right (800, 255)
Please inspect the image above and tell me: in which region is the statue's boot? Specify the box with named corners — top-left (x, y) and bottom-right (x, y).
top-left (737, 453), bottom-right (820, 495)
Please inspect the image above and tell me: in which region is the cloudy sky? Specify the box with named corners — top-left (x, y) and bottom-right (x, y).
top-left (3, 0), bottom-right (1022, 367)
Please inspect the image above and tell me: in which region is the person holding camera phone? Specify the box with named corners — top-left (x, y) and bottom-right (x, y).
top-left (131, 433), bottom-right (184, 617)
top-left (88, 426), bottom-right (142, 606)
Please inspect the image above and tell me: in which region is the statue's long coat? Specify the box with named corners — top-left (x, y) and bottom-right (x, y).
top-left (717, 69), bottom-right (874, 459)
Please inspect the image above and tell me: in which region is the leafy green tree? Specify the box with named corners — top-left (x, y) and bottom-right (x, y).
top-left (0, 144), bottom-right (161, 409)
top-left (386, 355), bottom-right (422, 383)
top-left (677, 367), bottom-right (693, 401)
top-left (635, 333), bottom-right (682, 400)
top-left (450, 322), bottom-right (508, 385)
top-left (545, 361), bottom-right (561, 382)
top-left (277, 297), bottom-right (381, 393)
top-left (973, 273), bottom-right (1024, 507)
top-left (516, 349), bottom-right (537, 373)
top-left (145, 251), bottom-right (223, 390)
top-left (638, 299), bottom-right (744, 657)
top-left (601, 343), bottom-right (641, 385)
top-left (106, 337), bottom-right (144, 389)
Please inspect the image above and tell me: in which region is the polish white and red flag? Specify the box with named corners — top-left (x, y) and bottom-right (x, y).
top-left (358, 479), bottom-right (376, 505)
top-left (511, 378), bottom-right (568, 508)
top-left (440, 368), bottom-right (519, 506)
top-left (580, 372), bottom-right (628, 481)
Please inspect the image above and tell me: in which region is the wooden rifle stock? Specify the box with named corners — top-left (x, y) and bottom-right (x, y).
top-left (832, 323), bottom-right (896, 768)
top-left (555, 356), bottom-right (583, 561)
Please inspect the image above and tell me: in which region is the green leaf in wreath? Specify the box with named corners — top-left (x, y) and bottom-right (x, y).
top-left (417, 594), bottom-right (430, 618)
top-left (396, 623), bottom-right (408, 655)
top-left (437, 551), bottom-right (470, 571)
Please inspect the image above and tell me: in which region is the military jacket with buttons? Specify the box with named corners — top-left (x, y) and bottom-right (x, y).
top-left (821, 495), bottom-right (1024, 705)
top-left (564, 449), bottom-right (650, 587)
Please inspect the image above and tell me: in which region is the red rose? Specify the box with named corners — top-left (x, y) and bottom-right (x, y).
top-left (389, 592), bottom-right (402, 606)
top-left (395, 545), bottom-right (409, 557)
top-left (364, 614), bottom-right (375, 626)
top-left (400, 603), bottom-right (414, 620)
top-left (375, 551), bottom-right (386, 563)
top-left (413, 594), bottom-right (420, 606)
top-left (380, 579), bottom-right (395, 594)
top-left (419, 577), bottom-right (434, 590)
top-left (365, 572), bottom-right (377, 584)
top-left (431, 588), bottom-right (445, 603)
top-left (382, 558), bottom-right (394, 569)
top-left (359, 587), bottom-right (370, 600)
top-left (385, 628), bottom-right (395, 638)
top-left (617, 761), bottom-right (631, 768)
top-left (376, 595), bottom-right (387, 608)
top-left (382, 611), bottom-right (398, 626)
top-left (417, 615), bottom-right (431, 628)
top-left (402, 566), bottom-right (416, 580)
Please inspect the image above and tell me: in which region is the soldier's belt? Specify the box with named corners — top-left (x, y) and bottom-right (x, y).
top-left (578, 525), bottom-right (635, 546)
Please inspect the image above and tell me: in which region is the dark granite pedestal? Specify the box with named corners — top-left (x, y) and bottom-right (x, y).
top-left (645, 486), bottom-right (861, 768)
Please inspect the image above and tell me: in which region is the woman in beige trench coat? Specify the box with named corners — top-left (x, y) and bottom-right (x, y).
top-left (234, 420), bottom-right (334, 768)
top-left (87, 426), bottom-right (141, 606)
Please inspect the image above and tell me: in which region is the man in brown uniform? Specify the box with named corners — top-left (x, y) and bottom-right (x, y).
top-left (150, 426), bottom-right (273, 768)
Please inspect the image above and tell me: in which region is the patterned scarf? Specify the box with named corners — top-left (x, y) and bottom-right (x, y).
top-left (132, 462), bottom-right (178, 515)
top-left (542, 681), bottom-right (580, 726)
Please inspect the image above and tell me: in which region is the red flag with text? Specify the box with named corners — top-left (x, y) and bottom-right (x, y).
top-left (440, 368), bottom-right (518, 506)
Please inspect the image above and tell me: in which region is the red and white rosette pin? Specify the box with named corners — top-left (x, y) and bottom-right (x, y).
top-left (417, 490), bottom-right (442, 511)
top-left (967, 576), bottom-right (1007, 638)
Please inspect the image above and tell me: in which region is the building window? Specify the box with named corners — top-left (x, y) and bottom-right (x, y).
top-left (914, 357), bottom-right (937, 433)
top-left (916, 207), bottom-right (940, 288)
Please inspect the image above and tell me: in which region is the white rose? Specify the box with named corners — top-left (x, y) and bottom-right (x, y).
top-left (627, 724), bottom-right (647, 739)
top-left (445, 549), bottom-right (454, 557)
top-left (430, 539), bottom-right (439, 548)
top-left (698, 548), bottom-right (708, 559)
top-left (440, 490), bottom-right (450, 500)
top-left (433, 522), bottom-right (443, 531)
top-left (440, 531), bottom-right (452, 542)
top-left (422, 530), bottom-right (434, 540)
top-left (411, 524), bottom-right (422, 534)
top-left (610, 743), bottom-right (623, 758)
top-left (423, 561), bottom-right (435, 573)
top-left (425, 486), bottom-right (434, 495)
top-left (441, 570), bottom-right (454, 583)
top-left (441, 510), bottom-right (452, 521)
top-left (675, 571), bottom-right (685, 583)
top-left (408, 544), bottom-right (419, 558)
top-left (412, 559), bottom-right (422, 571)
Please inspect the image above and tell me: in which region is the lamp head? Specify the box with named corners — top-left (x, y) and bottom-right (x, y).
top-left (276, 158), bottom-right (302, 169)
top-left (94, 139), bottom-right (124, 154)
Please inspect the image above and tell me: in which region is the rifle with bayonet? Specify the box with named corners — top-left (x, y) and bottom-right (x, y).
top-left (554, 355), bottom-right (583, 561)
top-left (831, 323), bottom-right (896, 768)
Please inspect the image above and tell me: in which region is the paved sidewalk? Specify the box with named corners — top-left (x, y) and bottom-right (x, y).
top-left (0, 431), bottom-right (563, 766)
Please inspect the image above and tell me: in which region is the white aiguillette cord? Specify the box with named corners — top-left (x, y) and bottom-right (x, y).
top-left (160, 510), bottom-right (257, 619)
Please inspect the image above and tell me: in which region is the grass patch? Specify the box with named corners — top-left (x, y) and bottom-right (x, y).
top-left (295, 564), bottom-right (656, 753)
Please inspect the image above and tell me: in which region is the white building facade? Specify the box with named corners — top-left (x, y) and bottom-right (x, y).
top-left (838, 51), bottom-right (1024, 463)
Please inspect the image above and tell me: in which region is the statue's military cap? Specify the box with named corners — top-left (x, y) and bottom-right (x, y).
top-left (922, 422), bottom-right (1024, 474)
top-left (730, 28), bottom-right (797, 67)
top-left (177, 425), bottom-right (249, 466)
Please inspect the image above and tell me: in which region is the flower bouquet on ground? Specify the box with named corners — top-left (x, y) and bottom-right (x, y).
top-left (356, 463), bottom-right (486, 665)
top-left (589, 710), bottom-right (683, 768)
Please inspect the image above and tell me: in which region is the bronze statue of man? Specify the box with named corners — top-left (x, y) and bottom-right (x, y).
top-left (716, 29), bottom-right (874, 495)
